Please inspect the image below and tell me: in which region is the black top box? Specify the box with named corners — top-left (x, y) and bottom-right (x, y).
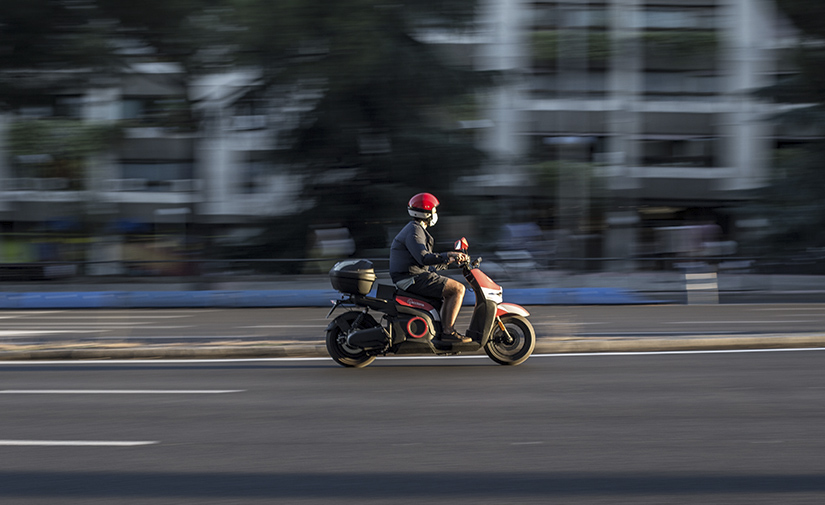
top-left (329, 259), bottom-right (376, 295)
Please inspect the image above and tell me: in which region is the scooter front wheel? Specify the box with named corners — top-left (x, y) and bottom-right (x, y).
top-left (326, 311), bottom-right (378, 368)
top-left (485, 314), bottom-right (535, 366)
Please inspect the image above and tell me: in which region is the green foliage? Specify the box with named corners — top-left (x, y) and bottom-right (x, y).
top-left (8, 119), bottom-right (122, 181)
top-left (759, 146), bottom-right (825, 250)
top-left (774, 0), bottom-right (825, 39)
top-left (0, 0), bottom-right (217, 104)
top-left (757, 0), bottom-right (825, 108)
top-left (532, 30), bottom-right (612, 66)
top-left (641, 30), bottom-right (718, 60)
top-left (9, 119), bottom-right (121, 159)
top-left (222, 0), bottom-right (488, 249)
top-left (532, 30), bottom-right (717, 67)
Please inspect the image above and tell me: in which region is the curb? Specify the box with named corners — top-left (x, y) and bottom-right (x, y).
top-left (1, 334), bottom-right (823, 361)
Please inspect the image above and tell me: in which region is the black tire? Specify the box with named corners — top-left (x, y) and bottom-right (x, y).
top-left (484, 314), bottom-right (536, 366)
top-left (325, 311), bottom-right (379, 368)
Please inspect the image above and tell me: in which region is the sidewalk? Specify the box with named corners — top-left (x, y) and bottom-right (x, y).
top-left (1, 270), bottom-right (823, 360)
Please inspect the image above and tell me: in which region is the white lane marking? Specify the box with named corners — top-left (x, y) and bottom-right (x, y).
top-left (0, 311), bottom-right (66, 315)
top-left (241, 325), bottom-right (326, 328)
top-left (748, 307), bottom-right (824, 311)
top-left (29, 315), bottom-right (194, 320)
top-left (668, 320), bottom-right (815, 324)
top-left (0, 358), bottom-right (336, 364)
top-left (533, 322), bottom-right (606, 326)
top-left (0, 310), bottom-right (217, 315)
top-left (531, 347), bottom-right (825, 357)
top-left (93, 335), bottom-right (264, 340)
top-left (1, 348), bottom-right (825, 365)
top-left (121, 326), bottom-right (194, 330)
top-left (0, 440), bottom-right (157, 447)
top-left (0, 326), bottom-right (193, 331)
top-left (0, 330), bottom-right (107, 336)
top-left (2, 322), bottom-right (156, 326)
top-left (0, 390), bottom-right (244, 394)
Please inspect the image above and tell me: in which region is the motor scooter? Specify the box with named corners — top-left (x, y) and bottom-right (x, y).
top-left (325, 238), bottom-right (536, 367)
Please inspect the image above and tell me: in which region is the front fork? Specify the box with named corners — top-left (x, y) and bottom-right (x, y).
top-left (494, 316), bottom-right (515, 345)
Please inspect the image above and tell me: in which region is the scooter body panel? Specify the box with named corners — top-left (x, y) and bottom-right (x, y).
top-left (395, 306), bottom-right (438, 342)
top-left (466, 298), bottom-right (497, 344)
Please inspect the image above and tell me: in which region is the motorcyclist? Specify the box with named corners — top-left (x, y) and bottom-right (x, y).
top-left (389, 193), bottom-right (471, 343)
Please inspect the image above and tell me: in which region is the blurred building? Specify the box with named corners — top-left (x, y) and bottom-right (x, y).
top-left (0, 0), bottom-right (804, 270)
top-left (0, 64), bottom-right (311, 273)
top-left (464, 0), bottom-right (787, 263)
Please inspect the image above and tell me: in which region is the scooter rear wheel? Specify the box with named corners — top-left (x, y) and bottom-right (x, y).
top-left (485, 314), bottom-right (535, 366)
top-left (326, 311), bottom-right (379, 368)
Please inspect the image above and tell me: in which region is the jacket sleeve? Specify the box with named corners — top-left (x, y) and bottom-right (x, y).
top-left (406, 226), bottom-right (448, 267)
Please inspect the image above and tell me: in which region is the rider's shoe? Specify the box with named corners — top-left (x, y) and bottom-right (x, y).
top-left (438, 330), bottom-right (472, 344)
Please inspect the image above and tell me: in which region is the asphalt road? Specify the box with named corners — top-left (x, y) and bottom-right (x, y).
top-left (2, 303), bottom-right (825, 346)
top-left (1, 350), bottom-right (824, 504)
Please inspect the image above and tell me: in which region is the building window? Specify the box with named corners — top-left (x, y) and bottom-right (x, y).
top-left (639, 137), bottom-right (718, 168)
top-left (53, 96), bottom-right (84, 118)
top-left (15, 95), bottom-right (84, 119)
top-left (121, 97), bottom-right (193, 130)
top-left (240, 152), bottom-right (277, 193)
top-left (643, 7), bottom-right (717, 30)
top-left (643, 72), bottom-right (719, 99)
top-left (120, 161), bottom-right (194, 190)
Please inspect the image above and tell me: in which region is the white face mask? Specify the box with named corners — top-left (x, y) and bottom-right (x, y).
top-left (429, 210), bottom-right (438, 227)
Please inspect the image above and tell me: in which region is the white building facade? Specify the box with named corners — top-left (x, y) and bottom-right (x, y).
top-left (470, 0), bottom-right (783, 261)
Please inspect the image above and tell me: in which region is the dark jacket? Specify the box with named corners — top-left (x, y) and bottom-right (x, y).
top-left (389, 220), bottom-right (449, 283)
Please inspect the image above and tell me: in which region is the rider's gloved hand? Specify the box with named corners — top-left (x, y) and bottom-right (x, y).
top-left (447, 252), bottom-right (469, 264)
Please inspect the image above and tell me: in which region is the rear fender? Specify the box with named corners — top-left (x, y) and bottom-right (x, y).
top-left (326, 317), bottom-right (351, 333)
top-left (496, 303), bottom-right (530, 318)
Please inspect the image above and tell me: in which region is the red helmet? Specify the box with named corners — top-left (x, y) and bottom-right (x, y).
top-left (408, 192), bottom-right (439, 222)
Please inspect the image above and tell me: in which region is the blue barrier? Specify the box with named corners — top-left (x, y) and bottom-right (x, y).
top-left (0, 287), bottom-right (657, 309)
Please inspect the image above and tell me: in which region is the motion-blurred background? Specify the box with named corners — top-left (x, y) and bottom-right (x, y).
top-left (1, 0), bottom-right (822, 281)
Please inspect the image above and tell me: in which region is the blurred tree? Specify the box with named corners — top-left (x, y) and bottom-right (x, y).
top-left (0, 0), bottom-right (112, 104)
top-left (224, 0), bottom-right (490, 252)
top-left (753, 0), bottom-right (825, 253)
top-left (1, 0), bottom-right (490, 261)
top-left (9, 119), bottom-right (121, 187)
top-left (0, 0), bottom-right (225, 106)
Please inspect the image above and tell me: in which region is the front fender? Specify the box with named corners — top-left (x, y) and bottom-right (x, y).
top-left (496, 303), bottom-right (530, 318)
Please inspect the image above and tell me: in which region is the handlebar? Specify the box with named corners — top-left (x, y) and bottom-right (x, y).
top-left (458, 256), bottom-right (481, 269)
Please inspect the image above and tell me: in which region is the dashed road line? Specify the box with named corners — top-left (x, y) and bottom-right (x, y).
top-left (0, 390), bottom-right (245, 394)
top-left (0, 440), bottom-right (158, 447)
